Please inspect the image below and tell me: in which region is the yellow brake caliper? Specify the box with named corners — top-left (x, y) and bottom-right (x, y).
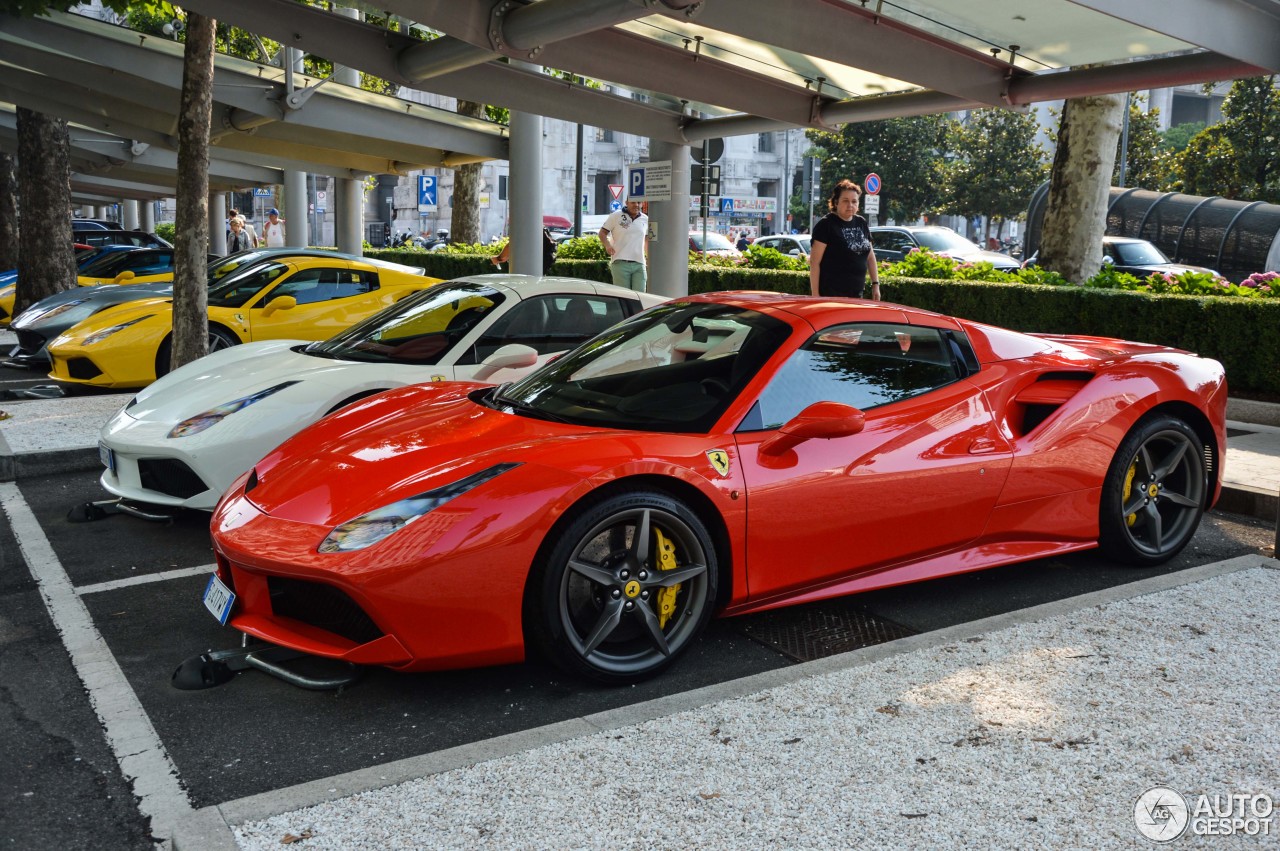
top-left (654, 528), bottom-right (681, 629)
top-left (1123, 462), bottom-right (1138, 526)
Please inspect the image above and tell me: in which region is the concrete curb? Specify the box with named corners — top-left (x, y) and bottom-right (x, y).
top-left (0, 446), bottom-right (102, 483)
top-left (1227, 397), bottom-right (1280, 428)
top-left (172, 553), bottom-right (1276, 850)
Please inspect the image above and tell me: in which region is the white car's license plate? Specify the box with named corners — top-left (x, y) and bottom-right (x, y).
top-left (98, 442), bottom-right (115, 473)
top-left (202, 574), bottom-right (236, 625)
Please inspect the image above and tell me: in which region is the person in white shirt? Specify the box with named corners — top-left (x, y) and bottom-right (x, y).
top-left (262, 208), bottom-right (286, 248)
top-left (598, 199), bottom-right (649, 292)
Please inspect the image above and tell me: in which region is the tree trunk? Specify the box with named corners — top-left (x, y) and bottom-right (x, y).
top-left (1039, 94), bottom-right (1125, 283)
top-left (170, 13), bottom-right (216, 373)
top-left (15, 109), bottom-right (75, 316)
top-left (0, 154), bottom-right (17, 272)
top-left (449, 100), bottom-right (486, 245)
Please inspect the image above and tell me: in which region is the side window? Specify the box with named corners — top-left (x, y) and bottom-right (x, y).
top-left (757, 238), bottom-right (778, 251)
top-left (739, 323), bottom-right (961, 431)
top-left (460, 294), bottom-right (629, 363)
top-left (269, 268), bottom-right (372, 305)
top-left (128, 252), bottom-right (173, 274)
top-left (874, 231), bottom-right (912, 254)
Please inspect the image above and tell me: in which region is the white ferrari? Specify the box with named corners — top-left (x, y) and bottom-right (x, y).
top-left (98, 274), bottom-right (665, 510)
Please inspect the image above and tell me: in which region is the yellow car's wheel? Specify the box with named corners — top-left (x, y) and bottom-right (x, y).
top-left (155, 325), bottom-right (239, 378)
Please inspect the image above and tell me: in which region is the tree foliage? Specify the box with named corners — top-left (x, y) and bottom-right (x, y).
top-left (807, 115), bottom-right (951, 223)
top-left (942, 108), bottom-right (1047, 238)
top-left (1113, 94), bottom-right (1174, 190)
top-left (1171, 76), bottom-right (1280, 202)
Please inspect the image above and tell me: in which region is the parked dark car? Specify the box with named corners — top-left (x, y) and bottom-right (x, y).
top-left (71, 219), bottom-right (122, 232)
top-left (78, 230), bottom-right (172, 249)
top-left (1021, 236), bottom-right (1222, 278)
top-left (871, 226), bottom-right (1022, 272)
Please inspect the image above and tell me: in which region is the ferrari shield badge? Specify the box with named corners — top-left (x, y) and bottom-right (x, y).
top-left (706, 449), bottom-right (731, 478)
top-left (430, 374), bottom-right (447, 382)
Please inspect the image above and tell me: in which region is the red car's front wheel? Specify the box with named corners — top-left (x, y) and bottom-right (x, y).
top-left (527, 490), bottom-right (718, 685)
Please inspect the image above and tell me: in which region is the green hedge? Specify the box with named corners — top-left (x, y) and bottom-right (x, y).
top-left (362, 251), bottom-right (1278, 395)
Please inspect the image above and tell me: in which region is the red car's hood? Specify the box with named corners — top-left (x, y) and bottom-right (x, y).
top-left (247, 383), bottom-right (587, 525)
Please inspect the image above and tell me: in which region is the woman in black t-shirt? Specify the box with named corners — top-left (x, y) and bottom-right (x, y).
top-left (809, 179), bottom-right (881, 300)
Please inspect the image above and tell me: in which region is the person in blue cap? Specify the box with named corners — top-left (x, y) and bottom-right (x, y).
top-left (262, 208), bottom-right (286, 247)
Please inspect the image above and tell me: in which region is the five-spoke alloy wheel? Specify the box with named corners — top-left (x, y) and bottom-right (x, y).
top-left (1099, 415), bottom-right (1208, 565)
top-left (528, 490), bottom-right (718, 684)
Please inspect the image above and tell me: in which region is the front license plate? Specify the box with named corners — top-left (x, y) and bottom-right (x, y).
top-left (98, 442), bottom-right (115, 473)
top-left (202, 574), bottom-right (236, 625)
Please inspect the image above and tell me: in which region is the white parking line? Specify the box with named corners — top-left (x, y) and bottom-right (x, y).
top-left (78, 564), bottom-right (213, 596)
top-left (0, 482), bottom-right (193, 841)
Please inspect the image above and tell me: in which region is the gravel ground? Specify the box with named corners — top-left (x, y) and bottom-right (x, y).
top-left (234, 566), bottom-right (1279, 850)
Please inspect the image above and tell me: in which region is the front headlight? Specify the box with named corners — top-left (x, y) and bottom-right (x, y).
top-left (83, 315), bottom-right (155, 346)
top-left (167, 380), bottom-right (300, 438)
top-left (318, 463), bottom-right (521, 553)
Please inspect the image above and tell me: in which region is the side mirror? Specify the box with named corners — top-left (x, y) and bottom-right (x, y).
top-left (113, 271), bottom-right (136, 284)
top-left (759, 401), bottom-right (866, 456)
top-left (473, 343), bottom-right (539, 380)
top-left (787, 248), bottom-right (801, 256)
top-left (1101, 255), bottom-right (1114, 266)
top-left (262, 295), bottom-right (297, 316)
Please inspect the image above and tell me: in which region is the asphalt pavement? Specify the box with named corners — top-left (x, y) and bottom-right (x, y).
top-left (0, 337), bottom-right (1276, 849)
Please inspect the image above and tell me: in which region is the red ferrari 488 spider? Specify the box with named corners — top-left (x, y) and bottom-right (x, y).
top-left (208, 292), bottom-right (1226, 684)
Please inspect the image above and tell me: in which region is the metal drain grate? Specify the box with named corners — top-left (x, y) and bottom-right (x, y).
top-left (738, 600), bottom-right (919, 663)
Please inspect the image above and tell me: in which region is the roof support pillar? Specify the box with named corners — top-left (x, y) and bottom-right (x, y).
top-left (646, 137), bottom-right (690, 297)
top-left (209, 192), bottom-right (227, 255)
top-left (508, 62), bottom-right (543, 275)
top-left (122, 199), bottom-right (139, 230)
top-left (284, 171), bottom-right (308, 247)
top-left (336, 173), bottom-right (363, 256)
top-left (141, 200), bottom-right (156, 232)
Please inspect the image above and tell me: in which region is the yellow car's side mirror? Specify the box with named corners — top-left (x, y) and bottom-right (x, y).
top-left (114, 271), bottom-right (136, 284)
top-left (262, 295), bottom-right (297, 316)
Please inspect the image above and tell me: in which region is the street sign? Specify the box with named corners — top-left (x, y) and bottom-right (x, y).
top-left (626, 161), bottom-right (672, 202)
top-left (690, 138), bottom-right (725, 165)
top-left (864, 173), bottom-right (882, 195)
top-left (418, 175), bottom-right (437, 212)
top-left (863, 195), bottom-right (880, 215)
top-left (253, 188), bottom-right (272, 197)
top-left (316, 190), bottom-right (327, 205)
top-left (610, 200), bottom-right (623, 212)
top-left (690, 164), bottom-right (720, 196)
top-left (608, 184), bottom-right (624, 201)
top-left (720, 197), bottom-right (734, 214)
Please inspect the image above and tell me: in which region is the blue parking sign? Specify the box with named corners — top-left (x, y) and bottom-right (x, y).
top-left (418, 175), bottom-right (437, 207)
top-left (629, 167), bottom-right (645, 199)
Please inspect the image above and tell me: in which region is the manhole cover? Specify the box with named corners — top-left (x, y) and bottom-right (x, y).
top-left (738, 600), bottom-right (918, 662)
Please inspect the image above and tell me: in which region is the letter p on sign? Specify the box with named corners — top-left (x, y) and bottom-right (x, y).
top-left (630, 167), bottom-right (645, 199)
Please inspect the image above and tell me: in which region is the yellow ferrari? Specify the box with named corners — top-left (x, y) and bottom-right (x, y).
top-left (46, 255), bottom-right (440, 390)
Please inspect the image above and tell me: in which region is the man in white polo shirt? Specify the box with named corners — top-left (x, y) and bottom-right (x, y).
top-left (598, 198), bottom-right (649, 292)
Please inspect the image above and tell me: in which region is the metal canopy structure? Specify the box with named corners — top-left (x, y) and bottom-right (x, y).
top-left (0, 1), bottom-right (1277, 200)
top-left (179, 0), bottom-right (1277, 144)
top-left (0, 10), bottom-right (510, 200)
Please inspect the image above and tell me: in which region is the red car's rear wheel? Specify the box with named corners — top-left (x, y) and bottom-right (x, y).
top-left (1099, 415), bottom-right (1207, 565)
top-left (527, 490), bottom-right (717, 684)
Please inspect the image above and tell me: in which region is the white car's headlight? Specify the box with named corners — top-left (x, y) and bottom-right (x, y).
top-left (167, 381), bottom-right (301, 438)
top-left (82, 315), bottom-right (155, 346)
top-left (318, 463), bottom-right (520, 553)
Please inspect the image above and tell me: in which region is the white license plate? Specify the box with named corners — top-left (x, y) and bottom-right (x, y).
top-left (98, 442), bottom-right (115, 473)
top-left (202, 574), bottom-right (236, 625)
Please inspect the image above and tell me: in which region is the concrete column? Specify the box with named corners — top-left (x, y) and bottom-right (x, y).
top-left (96, 206), bottom-right (108, 220)
top-left (336, 177), bottom-right (363, 254)
top-left (646, 139), bottom-right (691, 297)
top-left (122, 199), bottom-right (139, 230)
top-left (141, 201), bottom-right (156, 233)
top-left (508, 63), bottom-right (543, 275)
top-left (284, 171), bottom-right (308, 247)
top-left (330, 6), bottom-right (365, 253)
top-left (208, 192), bottom-right (227, 255)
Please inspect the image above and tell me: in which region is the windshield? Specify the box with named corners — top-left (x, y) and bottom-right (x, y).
top-left (912, 229), bottom-right (978, 254)
top-left (306, 282), bottom-right (506, 365)
top-left (206, 262), bottom-right (291, 308)
top-left (691, 232), bottom-right (737, 252)
top-left (1112, 241), bottom-right (1170, 265)
top-left (495, 301), bottom-right (792, 433)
